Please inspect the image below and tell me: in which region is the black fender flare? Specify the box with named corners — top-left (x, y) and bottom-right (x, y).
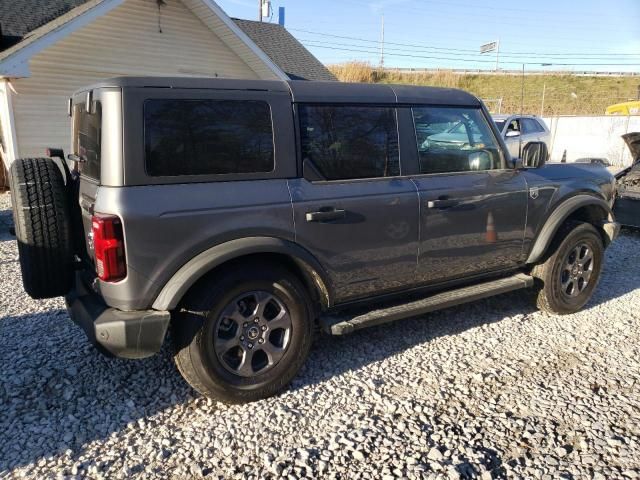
top-left (526, 194), bottom-right (614, 264)
top-left (151, 236), bottom-right (333, 311)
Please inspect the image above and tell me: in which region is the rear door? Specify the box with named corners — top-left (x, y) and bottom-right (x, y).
top-left (409, 105), bottom-right (528, 285)
top-left (289, 104), bottom-right (419, 303)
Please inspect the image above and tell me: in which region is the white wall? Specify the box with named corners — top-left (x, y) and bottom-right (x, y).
top-left (9, 0), bottom-right (267, 159)
top-left (542, 115), bottom-right (640, 167)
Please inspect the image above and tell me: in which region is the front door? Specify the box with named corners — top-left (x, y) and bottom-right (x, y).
top-left (410, 105), bottom-right (528, 285)
top-left (290, 104), bottom-right (419, 303)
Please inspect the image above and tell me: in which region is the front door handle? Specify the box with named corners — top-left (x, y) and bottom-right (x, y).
top-left (306, 208), bottom-right (346, 222)
top-left (427, 199), bottom-right (459, 209)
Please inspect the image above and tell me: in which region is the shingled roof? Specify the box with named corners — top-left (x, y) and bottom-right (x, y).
top-left (0, 0), bottom-right (91, 49)
top-left (232, 19), bottom-right (335, 81)
top-left (0, 0), bottom-right (336, 81)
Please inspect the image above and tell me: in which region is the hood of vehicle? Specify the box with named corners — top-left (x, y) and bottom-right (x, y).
top-left (623, 132), bottom-right (640, 163)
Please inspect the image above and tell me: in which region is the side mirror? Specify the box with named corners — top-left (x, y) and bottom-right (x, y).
top-left (505, 130), bottom-right (520, 138)
top-left (521, 142), bottom-right (549, 168)
top-left (511, 156), bottom-right (524, 169)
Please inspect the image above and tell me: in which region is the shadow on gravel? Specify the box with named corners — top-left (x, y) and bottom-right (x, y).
top-left (1, 230), bottom-right (639, 473)
top-left (0, 309), bottom-right (193, 473)
top-left (293, 233), bottom-right (640, 393)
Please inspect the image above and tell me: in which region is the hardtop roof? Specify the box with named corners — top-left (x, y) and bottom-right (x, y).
top-left (77, 77), bottom-right (482, 106)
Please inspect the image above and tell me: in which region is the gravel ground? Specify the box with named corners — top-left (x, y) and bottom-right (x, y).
top-left (1, 190), bottom-right (640, 479)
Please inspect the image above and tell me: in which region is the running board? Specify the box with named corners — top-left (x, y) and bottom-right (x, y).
top-left (320, 273), bottom-right (534, 335)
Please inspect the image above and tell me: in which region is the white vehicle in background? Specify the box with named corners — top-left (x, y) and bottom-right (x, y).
top-left (492, 114), bottom-right (551, 159)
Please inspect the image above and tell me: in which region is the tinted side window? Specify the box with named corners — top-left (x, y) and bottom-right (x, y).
top-left (412, 106), bottom-right (502, 174)
top-left (535, 119), bottom-right (547, 132)
top-left (73, 101), bottom-right (102, 180)
top-left (299, 105), bottom-right (399, 180)
top-left (522, 118), bottom-right (543, 134)
top-left (145, 99), bottom-right (274, 177)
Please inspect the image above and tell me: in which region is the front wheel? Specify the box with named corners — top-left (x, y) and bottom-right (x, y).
top-left (532, 221), bottom-right (604, 315)
top-left (172, 263), bottom-right (313, 403)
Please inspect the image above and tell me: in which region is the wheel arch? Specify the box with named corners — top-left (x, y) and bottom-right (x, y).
top-left (151, 237), bottom-right (333, 312)
top-left (526, 194), bottom-right (614, 265)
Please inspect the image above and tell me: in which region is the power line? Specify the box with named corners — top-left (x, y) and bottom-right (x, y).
top-left (302, 41), bottom-right (640, 66)
top-left (297, 37), bottom-right (640, 61)
top-left (292, 28), bottom-right (640, 57)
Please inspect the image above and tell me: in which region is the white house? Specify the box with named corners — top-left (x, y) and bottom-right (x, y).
top-left (0, 0), bottom-right (335, 180)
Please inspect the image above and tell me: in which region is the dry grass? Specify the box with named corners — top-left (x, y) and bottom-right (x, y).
top-left (328, 62), bottom-right (640, 116)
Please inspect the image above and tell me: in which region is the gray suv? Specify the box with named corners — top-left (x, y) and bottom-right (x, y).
top-left (9, 77), bottom-right (619, 403)
top-left (492, 114), bottom-right (551, 159)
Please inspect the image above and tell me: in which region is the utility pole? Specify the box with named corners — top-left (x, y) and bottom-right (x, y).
top-left (495, 39), bottom-right (500, 72)
top-left (259, 0), bottom-right (262, 21)
top-left (380, 15), bottom-right (385, 70)
top-left (540, 82), bottom-right (546, 117)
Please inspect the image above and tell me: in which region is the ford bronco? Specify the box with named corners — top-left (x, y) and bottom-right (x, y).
top-left (9, 77), bottom-right (619, 403)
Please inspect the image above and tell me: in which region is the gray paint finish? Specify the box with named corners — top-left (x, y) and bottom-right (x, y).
top-left (411, 170), bottom-right (529, 284)
top-left (66, 77), bottom-right (618, 325)
top-left (94, 180), bottom-right (295, 310)
top-left (288, 177), bottom-right (420, 302)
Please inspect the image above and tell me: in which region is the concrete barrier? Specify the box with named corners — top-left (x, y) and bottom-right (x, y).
top-left (541, 115), bottom-right (640, 167)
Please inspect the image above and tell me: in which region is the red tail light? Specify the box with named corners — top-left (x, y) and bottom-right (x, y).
top-left (92, 214), bottom-right (126, 282)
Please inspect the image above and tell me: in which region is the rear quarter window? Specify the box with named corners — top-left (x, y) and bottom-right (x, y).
top-left (144, 99), bottom-right (274, 177)
top-left (72, 102), bottom-right (102, 180)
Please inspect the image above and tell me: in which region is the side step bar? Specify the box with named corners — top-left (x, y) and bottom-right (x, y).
top-left (320, 273), bottom-right (534, 335)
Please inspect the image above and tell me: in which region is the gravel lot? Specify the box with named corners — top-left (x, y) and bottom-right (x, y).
top-left (1, 190), bottom-right (640, 479)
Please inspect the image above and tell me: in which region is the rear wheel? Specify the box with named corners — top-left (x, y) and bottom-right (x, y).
top-left (172, 263), bottom-right (313, 403)
top-left (9, 158), bottom-right (74, 299)
top-left (532, 221), bottom-right (604, 315)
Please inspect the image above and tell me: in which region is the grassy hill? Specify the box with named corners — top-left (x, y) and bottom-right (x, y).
top-left (328, 62), bottom-right (640, 116)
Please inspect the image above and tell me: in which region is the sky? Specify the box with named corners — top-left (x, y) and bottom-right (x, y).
top-left (217, 0), bottom-right (640, 72)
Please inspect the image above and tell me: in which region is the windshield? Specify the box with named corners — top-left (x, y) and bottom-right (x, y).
top-left (72, 101), bottom-right (102, 179)
top-left (493, 120), bottom-right (506, 132)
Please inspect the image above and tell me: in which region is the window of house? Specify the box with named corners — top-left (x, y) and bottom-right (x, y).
top-left (412, 106), bottom-right (502, 174)
top-left (144, 99), bottom-right (274, 177)
top-left (299, 105), bottom-right (400, 180)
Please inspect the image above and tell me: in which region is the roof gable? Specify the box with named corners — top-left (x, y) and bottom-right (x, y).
top-left (0, 0), bottom-right (334, 82)
top-left (0, 0), bottom-right (288, 79)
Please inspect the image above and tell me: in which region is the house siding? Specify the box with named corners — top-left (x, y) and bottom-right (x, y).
top-left (10, 0), bottom-right (264, 158)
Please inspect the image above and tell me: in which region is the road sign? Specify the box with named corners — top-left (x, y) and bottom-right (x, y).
top-left (480, 41), bottom-right (498, 54)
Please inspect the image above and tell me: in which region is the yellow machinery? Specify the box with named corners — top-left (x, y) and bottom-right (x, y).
top-left (605, 100), bottom-right (640, 115)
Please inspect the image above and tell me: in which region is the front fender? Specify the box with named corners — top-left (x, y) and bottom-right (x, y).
top-left (151, 236), bottom-right (333, 311)
top-left (526, 194), bottom-right (615, 264)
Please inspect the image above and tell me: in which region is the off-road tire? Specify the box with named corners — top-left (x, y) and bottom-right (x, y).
top-left (9, 158), bottom-right (74, 299)
top-left (172, 262), bottom-right (313, 404)
top-left (532, 221), bottom-right (604, 315)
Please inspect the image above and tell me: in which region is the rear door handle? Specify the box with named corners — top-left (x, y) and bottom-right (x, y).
top-left (305, 208), bottom-right (346, 222)
top-left (427, 199), bottom-right (459, 209)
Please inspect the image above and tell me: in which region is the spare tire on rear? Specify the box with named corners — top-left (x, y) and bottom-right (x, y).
top-left (9, 158), bottom-right (74, 299)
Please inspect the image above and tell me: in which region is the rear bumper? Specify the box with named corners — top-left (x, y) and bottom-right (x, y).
top-left (65, 275), bottom-right (171, 359)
